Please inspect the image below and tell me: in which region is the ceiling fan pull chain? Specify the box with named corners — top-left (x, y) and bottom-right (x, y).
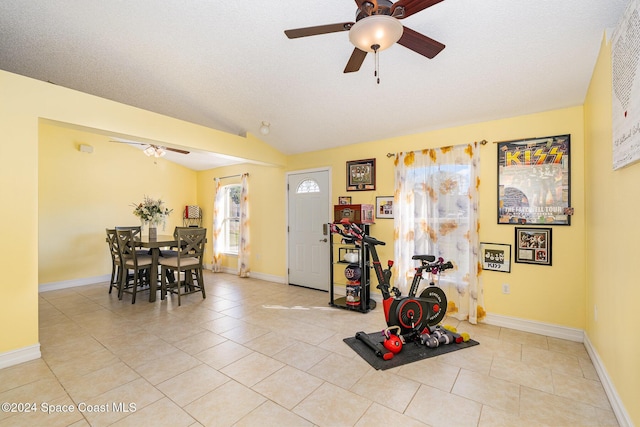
top-left (373, 43), bottom-right (380, 84)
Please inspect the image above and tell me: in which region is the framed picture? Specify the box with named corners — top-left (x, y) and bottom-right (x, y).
top-left (347, 158), bottom-right (376, 191)
top-left (480, 242), bottom-right (511, 273)
top-left (375, 196), bottom-right (394, 219)
top-left (514, 227), bottom-right (552, 266)
top-left (497, 134), bottom-right (571, 225)
top-left (338, 196), bottom-right (352, 205)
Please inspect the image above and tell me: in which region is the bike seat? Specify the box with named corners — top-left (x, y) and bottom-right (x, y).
top-left (412, 254), bottom-right (436, 262)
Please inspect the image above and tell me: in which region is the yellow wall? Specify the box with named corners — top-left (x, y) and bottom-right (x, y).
top-left (584, 35), bottom-right (640, 424)
top-left (38, 122), bottom-right (197, 284)
top-left (288, 106), bottom-right (586, 328)
top-left (196, 163), bottom-right (286, 278)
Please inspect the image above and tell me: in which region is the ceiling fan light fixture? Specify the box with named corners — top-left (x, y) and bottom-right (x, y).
top-left (259, 121), bottom-right (270, 135)
top-left (143, 144), bottom-right (166, 157)
top-left (349, 15), bottom-right (403, 52)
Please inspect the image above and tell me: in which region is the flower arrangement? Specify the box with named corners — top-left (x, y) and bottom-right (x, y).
top-left (131, 196), bottom-right (173, 229)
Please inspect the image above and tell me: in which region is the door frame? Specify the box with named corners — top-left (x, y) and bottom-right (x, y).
top-left (285, 167), bottom-right (332, 286)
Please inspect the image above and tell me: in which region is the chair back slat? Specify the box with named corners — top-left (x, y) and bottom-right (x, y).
top-left (115, 226), bottom-right (142, 239)
top-left (173, 226), bottom-right (195, 238)
top-left (115, 228), bottom-right (140, 268)
top-left (106, 228), bottom-right (118, 257)
top-left (176, 228), bottom-right (206, 260)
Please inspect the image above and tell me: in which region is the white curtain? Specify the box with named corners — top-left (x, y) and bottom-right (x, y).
top-left (212, 178), bottom-right (224, 272)
top-left (394, 142), bottom-right (484, 324)
top-left (238, 173), bottom-right (250, 278)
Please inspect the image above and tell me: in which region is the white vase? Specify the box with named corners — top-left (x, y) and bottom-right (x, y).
top-left (149, 226), bottom-right (157, 239)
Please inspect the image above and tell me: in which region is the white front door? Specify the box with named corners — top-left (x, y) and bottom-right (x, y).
top-left (287, 169), bottom-right (331, 291)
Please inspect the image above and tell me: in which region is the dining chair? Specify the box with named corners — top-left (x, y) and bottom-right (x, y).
top-left (115, 228), bottom-right (153, 304)
top-left (107, 227), bottom-right (149, 297)
top-left (159, 227), bottom-right (207, 306)
top-left (105, 228), bottom-right (121, 295)
top-left (158, 226), bottom-right (196, 286)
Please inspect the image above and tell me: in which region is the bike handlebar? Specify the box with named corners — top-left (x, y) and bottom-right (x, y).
top-left (329, 220), bottom-right (385, 245)
top-left (418, 257), bottom-right (453, 274)
top-left (413, 256), bottom-right (454, 274)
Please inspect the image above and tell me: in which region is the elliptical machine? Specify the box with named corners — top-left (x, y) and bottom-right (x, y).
top-left (330, 219), bottom-right (453, 339)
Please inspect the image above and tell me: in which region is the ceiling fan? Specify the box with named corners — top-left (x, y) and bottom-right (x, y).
top-left (110, 140), bottom-right (190, 158)
top-left (284, 0), bottom-right (446, 74)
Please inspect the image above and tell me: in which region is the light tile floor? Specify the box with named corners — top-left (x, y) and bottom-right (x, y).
top-left (0, 272), bottom-right (619, 427)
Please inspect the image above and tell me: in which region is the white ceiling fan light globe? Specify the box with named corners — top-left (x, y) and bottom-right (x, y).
top-left (349, 15), bottom-right (403, 52)
top-left (143, 145), bottom-right (156, 157)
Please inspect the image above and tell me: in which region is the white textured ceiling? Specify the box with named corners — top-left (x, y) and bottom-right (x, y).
top-left (0, 0), bottom-right (629, 169)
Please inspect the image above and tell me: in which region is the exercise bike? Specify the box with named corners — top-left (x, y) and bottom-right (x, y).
top-left (330, 219), bottom-right (453, 339)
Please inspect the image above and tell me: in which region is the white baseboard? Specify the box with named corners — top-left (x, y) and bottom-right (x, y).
top-left (485, 313), bottom-right (630, 427)
top-left (484, 313), bottom-right (584, 342)
top-left (204, 264), bottom-right (286, 284)
top-left (583, 334), bottom-right (633, 427)
top-left (39, 274), bottom-right (110, 292)
top-left (249, 271), bottom-right (286, 284)
top-left (0, 344), bottom-right (41, 369)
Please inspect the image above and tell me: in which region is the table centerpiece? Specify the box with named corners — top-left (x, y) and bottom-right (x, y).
top-left (131, 196), bottom-right (173, 239)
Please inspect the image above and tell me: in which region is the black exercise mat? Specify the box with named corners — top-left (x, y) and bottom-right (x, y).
top-left (343, 331), bottom-right (479, 370)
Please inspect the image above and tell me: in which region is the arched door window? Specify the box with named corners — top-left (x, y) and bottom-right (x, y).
top-left (297, 179), bottom-right (320, 193)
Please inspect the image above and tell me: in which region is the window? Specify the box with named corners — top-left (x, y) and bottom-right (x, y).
top-left (220, 184), bottom-right (241, 254)
top-left (412, 164), bottom-right (471, 284)
top-left (296, 179), bottom-right (320, 193)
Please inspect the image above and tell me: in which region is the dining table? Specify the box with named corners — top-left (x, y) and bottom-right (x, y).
top-left (136, 234), bottom-right (178, 302)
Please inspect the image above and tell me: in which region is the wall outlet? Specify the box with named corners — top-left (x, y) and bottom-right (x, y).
top-left (502, 283), bottom-right (510, 294)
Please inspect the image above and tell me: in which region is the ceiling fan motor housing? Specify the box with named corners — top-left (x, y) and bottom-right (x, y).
top-left (356, 0), bottom-right (394, 21)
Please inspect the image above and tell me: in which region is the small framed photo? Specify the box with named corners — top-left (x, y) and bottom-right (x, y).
top-left (375, 196), bottom-right (394, 219)
top-left (346, 158), bottom-right (376, 191)
top-left (338, 196), bottom-right (352, 205)
top-left (480, 242), bottom-right (511, 273)
top-left (515, 227), bottom-right (552, 266)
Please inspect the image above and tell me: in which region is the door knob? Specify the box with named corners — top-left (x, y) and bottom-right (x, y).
top-left (319, 238), bottom-right (328, 242)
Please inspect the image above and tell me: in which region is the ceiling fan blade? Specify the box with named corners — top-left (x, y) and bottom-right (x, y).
top-left (166, 147), bottom-right (190, 155)
top-left (344, 48), bottom-right (368, 73)
top-left (285, 22), bottom-right (354, 39)
top-left (397, 26), bottom-right (445, 58)
top-left (391, 0), bottom-right (444, 19)
top-left (110, 139), bottom-right (144, 146)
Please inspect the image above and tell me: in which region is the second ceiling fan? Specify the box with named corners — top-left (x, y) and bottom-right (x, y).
top-left (285, 0), bottom-right (446, 74)
top-left (110, 139), bottom-right (190, 158)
